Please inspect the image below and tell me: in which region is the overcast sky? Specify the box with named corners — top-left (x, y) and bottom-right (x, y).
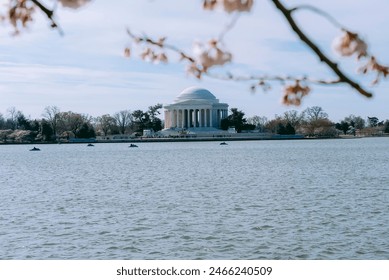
top-left (0, 0), bottom-right (388, 122)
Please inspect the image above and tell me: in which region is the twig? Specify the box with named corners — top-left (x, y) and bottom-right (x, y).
top-left (290, 4), bottom-right (345, 30)
top-left (126, 28), bottom-right (195, 63)
top-left (31, 0), bottom-right (63, 35)
top-left (205, 72), bottom-right (342, 85)
top-left (270, 0), bottom-right (373, 98)
top-left (218, 13), bottom-right (241, 42)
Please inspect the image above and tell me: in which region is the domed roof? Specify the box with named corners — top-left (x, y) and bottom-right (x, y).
top-left (175, 87), bottom-right (217, 102)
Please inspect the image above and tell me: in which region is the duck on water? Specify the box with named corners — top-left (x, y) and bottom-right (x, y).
top-left (30, 147), bottom-right (40, 151)
top-left (129, 144), bottom-right (138, 148)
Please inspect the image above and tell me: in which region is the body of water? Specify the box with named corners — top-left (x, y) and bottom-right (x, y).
top-left (0, 138), bottom-right (388, 259)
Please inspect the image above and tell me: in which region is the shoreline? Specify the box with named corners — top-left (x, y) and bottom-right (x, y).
top-left (1, 134), bottom-right (387, 145)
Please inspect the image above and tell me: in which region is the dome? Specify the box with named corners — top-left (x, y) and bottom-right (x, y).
top-left (175, 87), bottom-right (217, 102)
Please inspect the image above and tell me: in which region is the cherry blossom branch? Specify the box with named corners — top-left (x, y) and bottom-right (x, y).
top-left (125, 29), bottom-right (342, 90)
top-left (125, 0), bottom-right (389, 105)
top-left (270, 0), bottom-right (373, 98)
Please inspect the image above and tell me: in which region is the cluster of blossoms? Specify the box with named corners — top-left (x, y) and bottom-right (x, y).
top-left (332, 30), bottom-right (368, 59)
top-left (282, 81), bottom-right (310, 106)
top-left (140, 48), bottom-right (168, 64)
top-left (126, 48), bottom-right (168, 64)
top-left (186, 63), bottom-right (203, 79)
top-left (185, 39), bottom-right (232, 78)
top-left (203, 0), bottom-right (254, 13)
top-left (124, 35), bottom-right (169, 64)
top-left (359, 56), bottom-right (389, 85)
top-left (333, 29), bottom-right (389, 86)
top-left (2, 0), bottom-right (35, 35)
top-left (192, 39), bottom-right (232, 72)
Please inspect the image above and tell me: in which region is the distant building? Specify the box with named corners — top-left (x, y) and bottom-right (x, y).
top-left (163, 87), bottom-right (229, 136)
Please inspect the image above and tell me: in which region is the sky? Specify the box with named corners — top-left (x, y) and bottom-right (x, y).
top-left (0, 0), bottom-right (388, 122)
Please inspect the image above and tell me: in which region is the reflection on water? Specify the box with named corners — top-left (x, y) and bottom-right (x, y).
top-left (0, 138), bottom-right (388, 259)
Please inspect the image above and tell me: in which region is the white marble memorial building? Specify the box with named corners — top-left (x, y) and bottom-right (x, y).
top-left (163, 87), bottom-right (229, 133)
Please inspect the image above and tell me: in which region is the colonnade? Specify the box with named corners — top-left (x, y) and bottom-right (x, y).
top-left (165, 108), bottom-right (228, 129)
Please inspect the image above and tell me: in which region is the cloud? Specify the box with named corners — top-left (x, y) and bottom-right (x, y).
top-left (0, 60), bottom-right (196, 117)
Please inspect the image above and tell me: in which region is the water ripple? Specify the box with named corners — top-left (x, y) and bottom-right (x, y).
top-left (0, 139), bottom-right (388, 259)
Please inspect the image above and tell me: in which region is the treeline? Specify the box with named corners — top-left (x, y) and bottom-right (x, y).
top-left (0, 105), bottom-right (388, 143)
top-left (245, 106), bottom-right (389, 137)
top-left (0, 104), bottom-right (163, 143)
top-left (221, 106), bottom-right (389, 137)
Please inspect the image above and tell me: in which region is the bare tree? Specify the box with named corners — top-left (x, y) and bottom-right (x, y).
top-left (303, 106), bottom-right (329, 123)
top-left (247, 115), bottom-right (268, 132)
top-left (95, 114), bottom-right (116, 136)
top-left (42, 105), bottom-right (60, 137)
top-left (283, 110), bottom-right (304, 129)
top-left (56, 111), bottom-right (85, 137)
top-left (301, 106), bottom-right (331, 136)
top-left (6, 107), bottom-right (19, 130)
top-left (113, 110), bottom-right (133, 134)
